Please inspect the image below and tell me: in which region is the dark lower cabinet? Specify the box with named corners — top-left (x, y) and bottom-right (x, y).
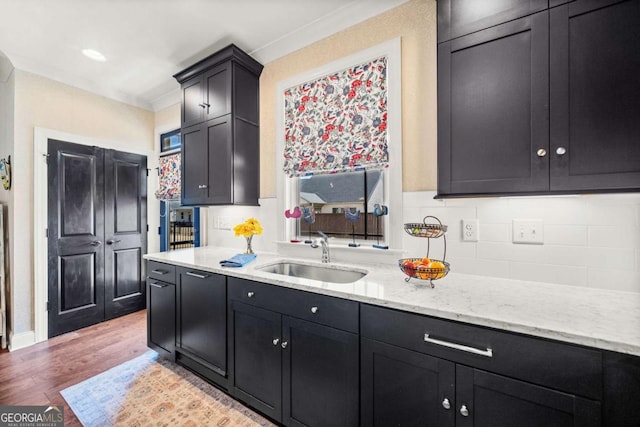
top-left (282, 316), bottom-right (359, 427)
top-left (176, 267), bottom-right (227, 387)
top-left (456, 366), bottom-right (600, 427)
top-left (361, 338), bottom-right (455, 427)
top-left (228, 278), bottom-right (359, 426)
top-left (146, 278), bottom-right (175, 360)
top-left (229, 301), bottom-right (282, 421)
top-left (361, 304), bottom-right (603, 427)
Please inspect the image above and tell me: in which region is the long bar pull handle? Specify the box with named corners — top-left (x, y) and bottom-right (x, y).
top-left (186, 272), bottom-right (209, 279)
top-left (151, 269), bottom-right (167, 275)
top-left (149, 282), bottom-right (167, 288)
top-left (424, 333), bottom-right (493, 358)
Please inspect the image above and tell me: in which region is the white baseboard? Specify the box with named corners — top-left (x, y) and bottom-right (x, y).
top-left (9, 330), bottom-right (36, 351)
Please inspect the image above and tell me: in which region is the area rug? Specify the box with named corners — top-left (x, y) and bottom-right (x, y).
top-left (61, 350), bottom-right (275, 427)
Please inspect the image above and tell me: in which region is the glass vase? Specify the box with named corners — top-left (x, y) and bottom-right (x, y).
top-left (245, 235), bottom-right (254, 254)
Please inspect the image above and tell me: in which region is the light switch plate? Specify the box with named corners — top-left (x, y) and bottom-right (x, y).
top-left (512, 219), bottom-right (544, 244)
top-left (462, 219), bottom-right (479, 242)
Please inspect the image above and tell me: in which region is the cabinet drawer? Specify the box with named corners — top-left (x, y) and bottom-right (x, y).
top-left (147, 261), bottom-right (176, 284)
top-left (361, 304), bottom-right (602, 400)
top-left (228, 277), bottom-right (359, 333)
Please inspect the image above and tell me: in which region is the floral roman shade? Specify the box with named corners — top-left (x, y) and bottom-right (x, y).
top-left (155, 153), bottom-right (181, 200)
top-left (283, 56), bottom-right (389, 177)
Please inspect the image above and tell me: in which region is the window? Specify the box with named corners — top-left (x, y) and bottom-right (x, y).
top-left (160, 129), bottom-right (181, 152)
top-left (295, 170), bottom-right (384, 242)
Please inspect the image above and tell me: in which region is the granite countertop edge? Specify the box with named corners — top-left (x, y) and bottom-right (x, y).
top-left (144, 247), bottom-right (640, 357)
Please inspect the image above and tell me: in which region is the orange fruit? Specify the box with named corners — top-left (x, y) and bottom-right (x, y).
top-left (427, 261), bottom-right (446, 279)
top-left (421, 257), bottom-right (431, 265)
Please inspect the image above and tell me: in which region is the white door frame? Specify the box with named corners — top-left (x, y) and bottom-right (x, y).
top-left (33, 127), bottom-right (152, 343)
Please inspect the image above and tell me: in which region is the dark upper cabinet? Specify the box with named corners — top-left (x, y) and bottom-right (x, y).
top-left (174, 44), bottom-right (262, 206)
top-left (438, 12), bottom-right (550, 195)
top-left (437, 0), bottom-right (548, 42)
top-left (438, 0), bottom-right (640, 196)
top-left (549, 0), bottom-right (640, 192)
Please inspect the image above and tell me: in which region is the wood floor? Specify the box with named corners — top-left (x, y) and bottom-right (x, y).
top-left (0, 310), bottom-right (148, 426)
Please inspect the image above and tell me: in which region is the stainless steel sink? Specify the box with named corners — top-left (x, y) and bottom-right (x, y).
top-left (257, 262), bottom-right (367, 284)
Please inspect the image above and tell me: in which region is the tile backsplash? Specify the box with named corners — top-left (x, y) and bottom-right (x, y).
top-left (404, 191), bottom-right (640, 293)
top-left (205, 192), bottom-right (640, 293)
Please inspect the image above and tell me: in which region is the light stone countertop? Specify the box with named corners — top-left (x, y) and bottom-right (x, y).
top-left (144, 246), bottom-right (640, 356)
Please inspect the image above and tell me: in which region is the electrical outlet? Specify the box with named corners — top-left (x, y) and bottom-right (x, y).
top-left (512, 219), bottom-right (544, 244)
top-left (218, 216), bottom-right (233, 230)
top-left (462, 219), bottom-right (479, 242)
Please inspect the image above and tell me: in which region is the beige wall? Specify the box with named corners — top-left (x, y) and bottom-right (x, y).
top-left (11, 70), bottom-right (154, 335)
top-left (260, 0), bottom-right (437, 197)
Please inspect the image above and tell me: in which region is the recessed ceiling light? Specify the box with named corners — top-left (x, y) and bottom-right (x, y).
top-left (82, 49), bottom-right (106, 62)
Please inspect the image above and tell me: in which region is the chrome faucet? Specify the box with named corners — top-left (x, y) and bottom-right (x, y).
top-left (311, 231), bottom-right (330, 263)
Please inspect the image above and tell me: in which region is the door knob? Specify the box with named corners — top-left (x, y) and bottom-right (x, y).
top-left (442, 398), bottom-right (451, 410)
top-left (272, 338), bottom-right (280, 346)
top-left (106, 239), bottom-right (121, 245)
top-left (536, 148), bottom-right (547, 157)
top-left (556, 147), bottom-right (567, 156)
top-left (460, 405), bottom-right (469, 417)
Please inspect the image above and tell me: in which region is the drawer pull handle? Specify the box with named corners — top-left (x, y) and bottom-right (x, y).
top-left (273, 338), bottom-right (280, 346)
top-left (186, 272), bottom-right (208, 279)
top-left (247, 291), bottom-right (255, 298)
top-left (151, 269), bottom-right (168, 275)
top-left (311, 306), bottom-right (318, 314)
top-left (442, 398), bottom-right (451, 410)
top-left (424, 333), bottom-right (493, 358)
top-left (149, 282), bottom-right (167, 288)
top-left (460, 405), bottom-right (469, 417)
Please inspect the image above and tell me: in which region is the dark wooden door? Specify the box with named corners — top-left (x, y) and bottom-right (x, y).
top-left (48, 139), bottom-right (147, 338)
top-left (437, 0), bottom-right (547, 42)
top-left (204, 63), bottom-right (231, 121)
top-left (455, 365), bottom-right (601, 427)
top-left (229, 301), bottom-right (282, 422)
top-left (181, 123), bottom-right (208, 205)
top-left (176, 268), bottom-right (226, 375)
top-left (181, 74), bottom-right (205, 128)
top-left (104, 150), bottom-right (147, 319)
top-left (282, 316), bottom-right (359, 427)
top-left (361, 337), bottom-right (455, 427)
top-left (147, 279), bottom-right (175, 358)
top-left (550, 0), bottom-right (640, 191)
top-left (47, 139), bottom-right (105, 337)
top-left (438, 11), bottom-right (549, 196)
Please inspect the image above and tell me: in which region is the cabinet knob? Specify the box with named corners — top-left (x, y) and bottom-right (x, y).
top-left (460, 405), bottom-right (469, 417)
top-left (272, 338), bottom-right (280, 346)
top-left (247, 291), bottom-right (255, 298)
top-left (198, 103), bottom-right (206, 108)
top-left (281, 341), bottom-right (288, 349)
top-left (442, 398), bottom-right (451, 410)
top-left (556, 147), bottom-right (567, 156)
top-left (536, 148), bottom-right (547, 157)
top-left (311, 306), bottom-right (318, 314)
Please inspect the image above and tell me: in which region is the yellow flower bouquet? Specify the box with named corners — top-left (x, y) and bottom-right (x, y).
top-left (233, 218), bottom-right (263, 254)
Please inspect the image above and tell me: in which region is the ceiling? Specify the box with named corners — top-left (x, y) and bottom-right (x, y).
top-left (0, 0), bottom-right (408, 111)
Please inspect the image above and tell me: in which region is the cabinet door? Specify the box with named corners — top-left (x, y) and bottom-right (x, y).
top-left (282, 317), bottom-right (359, 427)
top-left (438, 12), bottom-right (549, 196)
top-left (361, 338), bottom-right (455, 427)
top-left (438, 0), bottom-right (547, 42)
top-left (550, 0), bottom-right (640, 191)
top-left (176, 269), bottom-right (226, 375)
top-left (204, 63), bottom-right (231, 121)
top-left (229, 301), bottom-right (282, 422)
top-left (146, 279), bottom-right (175, 359)
top-left (181, 123), bottom-right (208, 205)
top-left (181, 75), bottom-right (205, 128)
top-left (206, 116), bottom-right (233, 204)
top-left (455, 365), bottom-right (601, 427)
